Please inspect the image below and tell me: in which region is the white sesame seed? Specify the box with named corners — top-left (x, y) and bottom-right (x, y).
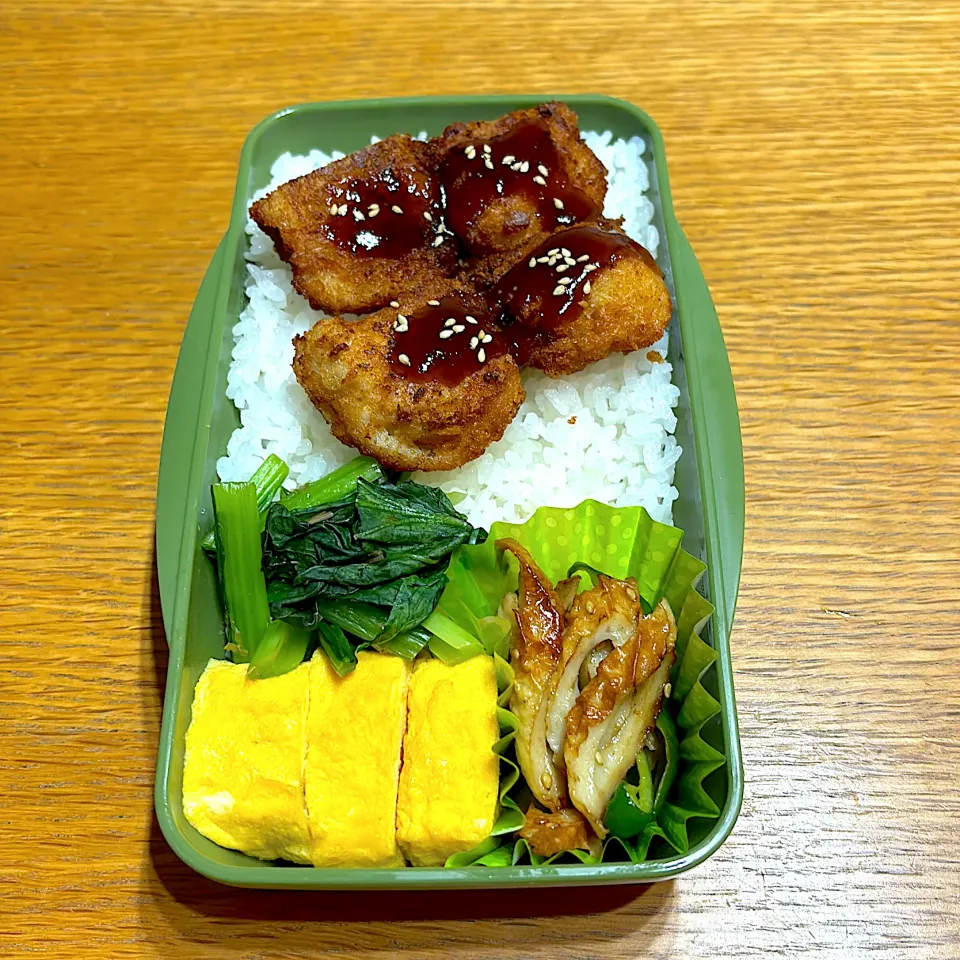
top-left (439, 329), bottom-right (453, 339)
top-left (464, 145), bottom-right (476, 158)
top-left (537, 256), bottom-right (550, 264)
top-left (584, 263), bottom-right (598, 272)
top-left (391, 204), bottom-right (403, 214)
top-left (444, 317), bottom-right (456, 327)
top-left (398, 354), bottom-right (411, 366)
top-left (583, 280), bottom-right (592, 295)
top-left (511, 162), bottom-right (522, 172)
top-left (469, 336), bottom-right (479, 349)
top-left (533, 175), bottom-right (546, 186)
top-left (427, 300), bottom-right (440, 306)
top-left (483, 143), bottom-right (491, 154)
top-left (338, 204), bottom-right (349, 216)
top-left (565, 257), bottom-right (576, 266)
top-left (556, 264), bottom-right (569, 273)
top-left (329, 203), bottom-right (339, 215)
top-left (477, 347), bottom-right (486, 363)
top-left (483, 157), bottom-right (494, 170)
top-left (552, 285), bottom-right (566, 296)
top-left (520, 161), bottom-right (530, 173)
top-left (529, 258), bottom-right (537, 268)
top-left (432, 235), bottom-right (444, 247)
top-left (577, 254), bottom-right (590, 262)
top-left (390, 301), bottom-right (400, 308)
top-left (353, 209), bottom-right (365, 221)
top-left (476, 329), bottom-right (485, 339)
top-left (538, 164), bottom-right (549, 177)
top-left (558, 277), bottom-right (572, 285)
top-left (423, 211), bottom-right (433, 221)
top-left (502, 155), bottom-right (515, 164)
top-left (397, 314), bottom-right (407, 323)
top-left (481, 333), bottom-right (493, 344)
top-left (561, 248), bottom-right (571, 257)
top-left (465, 315), bottom-right (477, 324)
top-left (452, 324), bottom-right (466, 333)
top-left (553, 197), bottom-right (564, 210)
top-left (548, 248), bottom-right (559, 255)
top-left (393, 317), bottom-right (408, 333)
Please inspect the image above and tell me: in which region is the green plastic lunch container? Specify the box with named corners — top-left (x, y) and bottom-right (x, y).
top-left (154, 95), bottom-right (744, 889)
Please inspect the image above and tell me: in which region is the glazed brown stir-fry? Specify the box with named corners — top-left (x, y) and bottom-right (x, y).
top-left (499, 542), bottom-right (676, 853)
top-left (253, 103), bottom-right (673, 471)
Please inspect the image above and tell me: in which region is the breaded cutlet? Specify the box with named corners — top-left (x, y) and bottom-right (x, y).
top-left (437, 102), bottom-right (608, 267)
top-left (491, 219), bottom-right (672, 377)
top-left (250, 135), bottom-right (457, 315)
top-left (292, 283), bottom-right (524, 473)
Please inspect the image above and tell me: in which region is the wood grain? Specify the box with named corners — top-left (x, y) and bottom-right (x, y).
top-left (2, 1), bottom-right (959, 957)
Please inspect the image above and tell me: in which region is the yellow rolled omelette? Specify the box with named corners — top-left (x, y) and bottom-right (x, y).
top-left (304, 651), bottom-right (411, 867)
top-left (396, 656), bottom-right (500, 866)
top-left (182, 658), bottom-right (312, 864)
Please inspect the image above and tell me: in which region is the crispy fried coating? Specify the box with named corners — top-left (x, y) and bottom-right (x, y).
top-left (250, 135), bottom-right (456, 315)
top-left (438, 102), bottom-right (607, 263)
top-left (492, 220), bottom-right (673, 377)
top-left (292, 285), bottom-right (524, 472)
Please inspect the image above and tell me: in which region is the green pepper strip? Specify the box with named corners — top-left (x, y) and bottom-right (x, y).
top-left (604, 701), bottom-right (682, 839)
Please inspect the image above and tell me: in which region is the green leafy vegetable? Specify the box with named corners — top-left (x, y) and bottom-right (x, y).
top-left (280, 456), bottom-right (385, 512)
top-left (316, 622), bottom-right (358, 677)
top-left (202, 454), bottom-right (289, 552)
top-left (247, 620), bottom-right (313, 680)
top-left (211, 482), bottom-right (271, 663)
top-left (262, 476), bottom-right (485, 665)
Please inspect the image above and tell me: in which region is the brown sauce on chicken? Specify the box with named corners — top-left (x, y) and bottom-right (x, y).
top-left (323, 171), bottom-right (445, 260)
top-left (388, 294), bottom-right (508, 387)
top-left (440, 119), bottom-right (599, 242)
top-left (490, 223), bottom-right (649, 362)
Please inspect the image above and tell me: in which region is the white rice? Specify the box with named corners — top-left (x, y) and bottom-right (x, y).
top-left (217, 130), bottom-right (681, 528)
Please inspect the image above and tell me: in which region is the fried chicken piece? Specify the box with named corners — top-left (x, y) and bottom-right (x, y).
top-left (292, 286), bottom-right (523, 472)
top-left (498, 538), bottom-right (576, 813)
top-left (519, 806), bottom-right (601, 859)
top-left (563, 597), bottom-right (677, 838)
top-left (492, 220), bottom-right (673, 376)
top-left (250, 135), bottom-right (456, 315)
top-left (437, 102), bottom-right (607, 265)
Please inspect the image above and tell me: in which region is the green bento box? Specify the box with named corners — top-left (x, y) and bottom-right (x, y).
top-left (154, 95), bottom-right (744, 889)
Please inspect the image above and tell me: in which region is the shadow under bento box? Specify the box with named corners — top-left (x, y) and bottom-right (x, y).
top-left (154, 95), bottom-right (744, 890)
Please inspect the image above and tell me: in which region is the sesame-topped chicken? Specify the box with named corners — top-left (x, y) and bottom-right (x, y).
top-left (437, 102), bottom-right (608, 266)
top-left (490, 219), bottom-right (673, 377)
top-left (251, 135), bottom-right (457, 315)
top-left (499, 542), bottom-right (677, 851)
top-left (292, 286), bottom-right (523, 472)
top-left (246, 103), bottom-right (674, 471)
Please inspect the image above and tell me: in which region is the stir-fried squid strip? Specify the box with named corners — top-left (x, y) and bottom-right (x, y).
top-left (519, 806), bottom-right (602, 859)
top-left (563, 598), bottom-right (677, 837)
top-left (544, 577), bottom-right (642, 755)
top-left (498, 538), bottom-right (572, 812)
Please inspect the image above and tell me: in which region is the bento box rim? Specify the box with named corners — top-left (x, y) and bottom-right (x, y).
top-left (155, 93), bottom-right (744, 889)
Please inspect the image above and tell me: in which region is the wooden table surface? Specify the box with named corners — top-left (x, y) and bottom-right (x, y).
top-left (3, 1), bottom-right (959, 957)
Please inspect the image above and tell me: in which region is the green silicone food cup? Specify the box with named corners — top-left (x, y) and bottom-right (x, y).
top-left (154, 95), bottom-right (744, 889)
